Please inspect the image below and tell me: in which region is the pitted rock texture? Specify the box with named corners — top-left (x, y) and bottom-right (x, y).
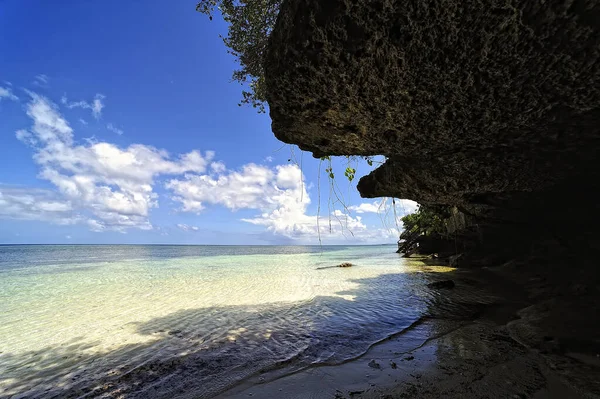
top-left (265, 0), bottom-right (600, 214)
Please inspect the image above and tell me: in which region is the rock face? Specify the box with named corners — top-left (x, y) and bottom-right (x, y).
top-left (265, 0), bottom-right (600, 261)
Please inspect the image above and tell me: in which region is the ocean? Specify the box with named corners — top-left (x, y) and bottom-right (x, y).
top-left (0, 245), bottom-right (462, 398)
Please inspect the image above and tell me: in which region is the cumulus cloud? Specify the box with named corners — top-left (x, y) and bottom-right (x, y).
top-left (62, 93), bottom-right (105, 119)
top-left (167, 163), bottom-right (290, 212)
top-left (7, 91), bottom-right (402, 242)
top-left (14, 92), bottom-right (214, 231)
top-left (106, 123), bottom-right (123, 135)
top-left (0, 187), bottom-right (79, 225)
top-left (210, 161), bottom-right (226, 174)
top-left (349, 199), bottom-right (419, 216)
top-left (395, 199), bottom-right (419, 215)
top-left (0, 86), bottom-right (18, 101)
top-left (348, 200), bottom-right (386, 214)
top-left (168, 163), bottom-right (398, 243)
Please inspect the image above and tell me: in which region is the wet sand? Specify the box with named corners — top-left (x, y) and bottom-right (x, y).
top-left (219, 264), bottom-right (599, 399)
top-left (220, 320), bottom-right (580, 398)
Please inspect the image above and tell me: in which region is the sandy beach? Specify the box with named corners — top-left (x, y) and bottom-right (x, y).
top-left (219, 264), bottom-right (598, 399)
top-left (2, 248), bottom-right (598, 398)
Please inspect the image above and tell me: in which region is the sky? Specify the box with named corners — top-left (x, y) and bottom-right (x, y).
top-left (0, 0), bottom-right (417, 245)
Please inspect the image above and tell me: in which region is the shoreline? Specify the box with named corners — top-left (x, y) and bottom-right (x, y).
top-left (3, 250), bottom-right (598, 398)
top-left (217, 264), bottom-right (595, 399)
top-left (215, 314), bottom-right (469, 399)
top-left (219, 318), bottom-right (578, 399)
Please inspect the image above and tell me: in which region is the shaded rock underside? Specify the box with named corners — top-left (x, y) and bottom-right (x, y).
top-left (265, 0), bottom-right (600, 258)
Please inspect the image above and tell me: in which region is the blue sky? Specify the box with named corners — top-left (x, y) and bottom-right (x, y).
top-left (0, 0), bottom-right (416, 245)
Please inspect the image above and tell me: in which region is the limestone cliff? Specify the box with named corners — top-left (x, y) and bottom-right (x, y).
top-left (264, 0), bottom-right (600, 262)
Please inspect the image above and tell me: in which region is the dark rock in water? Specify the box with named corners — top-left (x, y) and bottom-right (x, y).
top-left (427, 280), bottom-right (456, 289)
top-left (368, 360), bottom-right (381, 369)
top-left (316, 262), bottom-right (353, 270)
top-left (403, 356), bottom-right (415, 361)
top-left (390, 361), bottom-right (397, 369)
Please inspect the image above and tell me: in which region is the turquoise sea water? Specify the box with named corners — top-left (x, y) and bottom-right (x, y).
top-left (0, 245), bottom-right (461, 398)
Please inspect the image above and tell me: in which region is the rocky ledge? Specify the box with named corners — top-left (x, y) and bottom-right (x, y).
top-left (265, 0), bottom-right (600, 261)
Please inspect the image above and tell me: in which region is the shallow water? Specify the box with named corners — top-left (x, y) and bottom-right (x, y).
top-left (0, 245), bottom-right (483, 398)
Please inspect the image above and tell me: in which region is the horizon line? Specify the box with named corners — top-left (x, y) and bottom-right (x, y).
top-left (0, 243), bottom-right (397, 246)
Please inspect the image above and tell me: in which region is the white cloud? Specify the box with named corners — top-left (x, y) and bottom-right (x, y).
top-left (264, 156), bottom-right (273, 163)
top-left (0, 86), bottom-right (18, 101)
top-left (106, 123), bottom-right (123, 135)
top-left (177, 223), bottom-right (199, 232)
top-left (33, 74), bottom-right (49, 86)
top-left (87, 219), bottom-right (105, 232)
top-left (66, 235), bottom-right (72, 239)
top-left (14, 92), bottom-right (214, 232)
top-left (35, 74), bottom-right (48, 83)
top-left (346, 198), bottom-right (419, 235)
top-left (395, 199), bottom-right (419, 215)
top-left (167, 163), bottom-right (291, 212)
top-left (16, 129), bottom-right (37, 146)
top-left (168, 163), bottom-right (398, 243)
top-left (91, 95), bottom-right (105, 118)
top-left (63, 93), bottom-right (105, 119)
top-left (0, 187), bottom-right (80, 225)
top-left (349, 200), bottom-right (386, 214)
top-left (8, 90), bottom-right (401, 243)
top-left (79, 118), bottom-right (88, 125)
top-left (349, 198), bottom-right (419, 216)
top-left (210, 161), bottom-right (226, 174)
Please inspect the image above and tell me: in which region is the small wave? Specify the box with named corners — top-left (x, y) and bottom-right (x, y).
top-left (0, 245), bottom-right (498, 398)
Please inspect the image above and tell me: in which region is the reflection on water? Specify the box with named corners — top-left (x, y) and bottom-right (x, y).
top-left (0, 245), bottom-right (494, 398)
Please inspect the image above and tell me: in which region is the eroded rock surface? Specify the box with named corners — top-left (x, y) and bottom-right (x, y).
top-left (265, 0), bottom-right (600, 223)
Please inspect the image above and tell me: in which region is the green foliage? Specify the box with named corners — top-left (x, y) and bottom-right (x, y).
top-left (344, 167), bottom-right (356, 182)
top-left (400, 205), bottom-right (451, 239)
top-left (317, 155), bottom-right (375, 183)
top-left (196, 0), bottom-right (282, 112)
top-left (318, 156), bottom-right (334, 179)
top-left (325, 166), bottom-right (335, 179)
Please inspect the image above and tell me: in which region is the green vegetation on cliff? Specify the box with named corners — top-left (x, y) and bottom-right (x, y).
top-left (196, 0), bottom-right (280, 112)
top-left (400, 205), bottom-right (450, 239)
top-left (399, 205), bottom-right (453, 256)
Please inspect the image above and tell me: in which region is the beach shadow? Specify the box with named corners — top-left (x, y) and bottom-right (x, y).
top-left (0, 266), bottom-right (502, 399)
